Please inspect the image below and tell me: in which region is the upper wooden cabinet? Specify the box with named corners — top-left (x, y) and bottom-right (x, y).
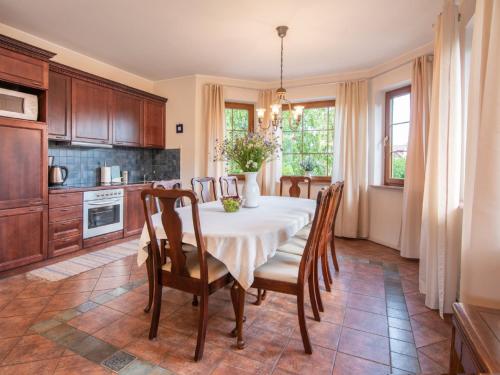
top-left (0, 118), bottom-right (48, 210)
top-left (48, 70), bottom-right (71, 140)
top-left (144, 99), bottom-right (165, 148)
top-left (0, 46), bottom-right (49, 89)
top-left (71, 78), bottom-right (112, 144)
top-left (112, 91), bottom-right (143, 147)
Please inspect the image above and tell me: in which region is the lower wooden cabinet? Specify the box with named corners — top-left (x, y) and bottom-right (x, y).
top-left (124, 185), bottom-right (148, 237)
top-left (0, 205), bottom-right (47, 272)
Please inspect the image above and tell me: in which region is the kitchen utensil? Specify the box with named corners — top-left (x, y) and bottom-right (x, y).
top-left (49, 166), bottom-right (68, 186)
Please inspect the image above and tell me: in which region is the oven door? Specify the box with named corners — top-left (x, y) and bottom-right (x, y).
top-left (83, 198), bottom-right (123, 239)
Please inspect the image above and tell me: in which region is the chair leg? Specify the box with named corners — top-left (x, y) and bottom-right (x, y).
top-left (192, 295), bottom-right (199, 306)
top-left (330, 237), bottom-right (340, 272)
top-left (321, 252), bottom-right (332, 292)
top-left (194, 293), bottom-right (208, 361)
top-left (314, 253), bottom-right (324, 312)
top-left (254, 288), bottom-right (266, 305)
top-left (297, 289), bottom-right (313, 354)
top-left (308, 273), bottom-right (321, 322)
top-left (144, 253), bottom-right (154, 313)
top-left (148, 280), bottom-right (162, 340)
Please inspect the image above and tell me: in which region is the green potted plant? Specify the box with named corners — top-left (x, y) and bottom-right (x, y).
top-left (300, 157), bottom-right (316, 178)
top-left (215, 133), bottom-right (280, 207)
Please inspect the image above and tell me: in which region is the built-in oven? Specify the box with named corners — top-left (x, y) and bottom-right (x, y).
top-left (83, 189), bottom-right (124, 239)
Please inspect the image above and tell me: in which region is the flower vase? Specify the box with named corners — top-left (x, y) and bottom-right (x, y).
top-left (305, 171), bottom-right (313, 178)
top-left (243, 171), bottom-right (260, 208)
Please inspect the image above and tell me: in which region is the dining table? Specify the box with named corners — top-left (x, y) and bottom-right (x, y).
top-left (137, 195), bottom-right (316, 348)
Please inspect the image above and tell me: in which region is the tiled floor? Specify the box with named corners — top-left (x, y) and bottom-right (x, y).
top-left (0, 238), bottom-right (452, 374)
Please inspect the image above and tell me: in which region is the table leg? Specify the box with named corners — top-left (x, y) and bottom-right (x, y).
top-left (230, 281), bottom-right (246, 349)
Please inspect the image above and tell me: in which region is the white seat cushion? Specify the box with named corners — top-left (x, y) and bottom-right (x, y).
top-left (254, 252), bottom-right (302, 284)
top-left (277, 237), bottom-right (307, 256)
top-left (162, 251), bottom-right (228, 282)
top-left (294, 224), bottom-right (311, 240)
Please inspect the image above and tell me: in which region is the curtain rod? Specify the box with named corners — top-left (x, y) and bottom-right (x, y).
top-left (221, 54), bottom-right (433, 92)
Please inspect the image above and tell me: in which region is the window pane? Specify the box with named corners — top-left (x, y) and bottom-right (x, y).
top-left (282, 131), bottom-right (302, 154)
top-left (233, 109), bottom-right (249, 131)
top-left (282, 154), bottom-right (302, 176)
top-left (303, 154), bottom-right (327, 176)
top-left (281, 110), bottom-right (297, 132)
top-left (327, 154), bottom-right (333, 175)
top-left (303, 131), bottom-right (329, 153)
top-left (328, 107), bottom-right (335, 129)
top-left (392, 93), bottom-right (410, 123)
top-left (391, 152), bottom-right (407, 179)
top-left (225, 109), bottom-right (233, 131)
top-left (227, 160), bottom-right (242, 174)
top-left (303, 107), bottom-right (329, 131)
top-left (391, 122), bottom-right (409, 152)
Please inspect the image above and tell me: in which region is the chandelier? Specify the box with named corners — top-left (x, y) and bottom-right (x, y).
top-left (257, 26), bottom-right (304, 132)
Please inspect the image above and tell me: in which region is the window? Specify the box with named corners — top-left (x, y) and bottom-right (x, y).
top-left (282, 100), bottom-right (335, 178)
top-left (385, 86), bottom-right (411, 186)
top-left (224, 102), bottom-right (254, 174)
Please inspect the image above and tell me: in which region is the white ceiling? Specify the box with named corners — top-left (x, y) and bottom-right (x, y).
top-left (0, 0), bottom-right (441, 81)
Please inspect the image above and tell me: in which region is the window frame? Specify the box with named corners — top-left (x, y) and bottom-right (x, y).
top-left (281, 99), bottom-right (335, 181)
top-left (224, 101), bottom-right (255, 178)
top-left (384, 85), bottom-right (411, 187)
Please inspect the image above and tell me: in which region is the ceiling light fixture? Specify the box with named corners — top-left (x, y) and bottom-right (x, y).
top-left (257, 26), bottom-right (304, 132)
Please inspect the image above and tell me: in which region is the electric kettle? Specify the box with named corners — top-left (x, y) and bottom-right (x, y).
top-left (49, 165), bottom-right (68, 186)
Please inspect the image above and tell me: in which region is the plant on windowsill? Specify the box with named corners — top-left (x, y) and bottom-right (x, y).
top-left (300, 157), bottom-right (316, 178)
top-left (214, 132), bottom-right (280, 208)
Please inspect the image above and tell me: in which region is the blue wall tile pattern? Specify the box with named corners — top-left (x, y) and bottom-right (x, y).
top-left (48, 142), bottom-right (180, 186)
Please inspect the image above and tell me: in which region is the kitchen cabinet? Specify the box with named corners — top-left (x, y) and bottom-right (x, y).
top-left (124, 184), bottom-right (148, 237)
top-left (144, 99), bottom-right (165, 148)
top-left (71, 78), bottom-right (112, 144)
top-left (0, 205), bottom-right (48, 272)
top-left (0, 118), bottom-right (48, 210)
top-left (48, 191), bottom-right (82, 257)
top-left (48, 70), bottom-right (71, 140)
top-left (112, 91), bottom-right (143, 147)
top-left (0, 45), bottom-right (49, 89)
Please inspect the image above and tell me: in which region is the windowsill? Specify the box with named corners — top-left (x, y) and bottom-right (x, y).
top-left (229, 174), bottom-right (332, 184)
top-left (370, 184), bottom-right (404, 191)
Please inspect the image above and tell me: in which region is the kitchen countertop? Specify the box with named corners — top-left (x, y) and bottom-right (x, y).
top-left (48, 181), bottom-right (153, 194)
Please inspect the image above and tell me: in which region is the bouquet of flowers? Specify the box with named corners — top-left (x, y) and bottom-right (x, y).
top-left (214, 133), bottom-right (281, 172)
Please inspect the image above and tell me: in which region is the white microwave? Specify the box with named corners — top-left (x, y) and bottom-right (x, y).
top-left (0, 87), bottom-right (38, 121)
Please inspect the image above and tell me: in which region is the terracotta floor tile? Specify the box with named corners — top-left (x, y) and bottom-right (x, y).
top-left (343, 308), bottom-right (388, 337)
top-left (347, 293), bottom-right (387, 316)
top-left (104, 289), bottom-right (148, 314)
top-left (2, 334), bottom-right (66, 365)
top-left (250, 309), bottom-right (297, 337)
top-left (321, 302), bottom-right (346, 325)
top-left (94, 276), bottom-right (131, 291)
top-left (54, 354), bottom-right (112, 374)
top-left (211, 351), bottom-right (265, 375)
top-left (0, 297), bottom-right (50, 317)
top-left (291, 320), bottom-right (341, 350)
top-left (0, 359), bottom-right (58, 375)
top-left (410, 319), bottom-right (448, 348)
top-left (67, 305), bottom-right (124, 334)
top-left (417, 339), bottom-right (450, 370)
top-left (338, 327), bottom-right (390, 365)
top-left (100, 265), bottom-right (132, 278)
top-left (159, 343), bottom-right (226, 375)
top-left (16, 281), bottom-right (61, 298)
top-left (0, 337), bottom-right (19, 362)
top-left (93, 315), bottom-right (150, 348)
top-left (276, 339), bottom-right (335, 374)
top-left (45, 291), bottom-right (91, 312)
top-left (0, 315), bottom-right (36, 338)
top-left (418, 351), bottom-right (447, 374)
top-left (391, 351), bottom-right (421, 373)
top-left (333, 352), bottom-right (390, 375)
top-left (390, 338), bottom-right (418, 357)
top-left (57, 278), bottom-right (98, 294)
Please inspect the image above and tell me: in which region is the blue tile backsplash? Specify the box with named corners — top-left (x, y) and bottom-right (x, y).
top-left (48, 142), bottom-right (180, 186)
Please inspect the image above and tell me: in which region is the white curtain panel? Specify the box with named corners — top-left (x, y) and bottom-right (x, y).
top-left (419, 1), bottom-right (462, 316)
top-left (204, 84), bottom-right (226, 178)
top-left (257, 89), bottom-right (281, 196)
top-left (460, 0), bottom-right (500, 308)
top-left (332, 80), bottom-right (369, 238)
top-left (400, 56), bottom-right (433, 259)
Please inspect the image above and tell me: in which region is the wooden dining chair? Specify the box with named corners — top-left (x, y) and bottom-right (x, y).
top-left (191, 177), bottom-right (217, 203)
top-left (219, 176), bottom-right (239, 198)
top-left (141, 188), bottom-right (233, 361)
top-left (248, 189), bottom-right (329, 354)
top-left (280, 176), bottom-right (312, 198)
top-left (151, 179), bottom-right (183, 213)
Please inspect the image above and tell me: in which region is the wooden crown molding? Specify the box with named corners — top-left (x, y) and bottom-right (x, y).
top-left (50, 61), bottom-right (168, 103)
top-left (0, 34), bottom-right (56, 61)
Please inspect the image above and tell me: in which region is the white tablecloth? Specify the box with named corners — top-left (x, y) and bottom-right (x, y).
top-left (137, 196), bottom-right (316, 289)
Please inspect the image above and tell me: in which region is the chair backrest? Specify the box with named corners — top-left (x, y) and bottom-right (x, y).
top-left (331, 181), bottom-right (344, 234)
top-left (297, 189), bottom-right (329, 286)
top-left (219, 176), bottom-right (239, 198)
top-left (191, 177), bottom-right (217, 203)
top-left (141, 188), bottom-right (210, 283)
top-left (151, 179), bottom-right (183, 212)
top-left (319, 183), bottom-right (341, 246)
top-left (279, 176), bottom-right (312, 198)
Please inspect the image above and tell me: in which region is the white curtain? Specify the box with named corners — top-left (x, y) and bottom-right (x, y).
top-left (460, 0), bottom-right (500, 308)
top-left (332, 80), bottom-right (369, 238)
top-left (400, 56), bottom-right (433, 258)
top-left (257, 89), bottom-right (281, 195)
top-left (419, 1), bottom-right (462, 316)
top-left (204, 84), bottom-right (226, 178)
